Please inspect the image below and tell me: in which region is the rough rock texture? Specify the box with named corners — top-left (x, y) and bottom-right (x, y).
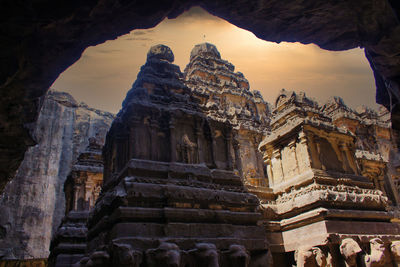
top-left (1, 0), bottom-right (400, 194)
top-left (184, 43), bottom-right (270, 192)
top-left (0, 90), bottom-right (114, 259)
top-left (74, 44), bottom-right (270, 267)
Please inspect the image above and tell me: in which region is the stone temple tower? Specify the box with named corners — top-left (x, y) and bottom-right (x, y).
top-left (73, 45), bottom-right (271, 266)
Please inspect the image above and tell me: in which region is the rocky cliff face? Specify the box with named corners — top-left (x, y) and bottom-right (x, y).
top-left (0, 90), bottom-right (114, 259)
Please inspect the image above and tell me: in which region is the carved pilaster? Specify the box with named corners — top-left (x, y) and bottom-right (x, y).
top-left (169, 119), bottom-right (177, 162)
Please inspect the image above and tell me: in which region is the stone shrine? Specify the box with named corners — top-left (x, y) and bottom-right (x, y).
top-left (71, 44), bottom-right (270, 267)
top-left (49, 138), bottom-right (105, 267)
top-left (259, 89), bottom-right (400, 266)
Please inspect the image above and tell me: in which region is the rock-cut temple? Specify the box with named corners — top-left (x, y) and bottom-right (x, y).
top-left (4, 43), bottom-right (400, 267)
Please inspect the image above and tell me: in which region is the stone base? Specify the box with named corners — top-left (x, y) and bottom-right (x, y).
top-left (49, 211), bottom-right (89, 267)
top-left (77, 159), bottom-right (271, 266)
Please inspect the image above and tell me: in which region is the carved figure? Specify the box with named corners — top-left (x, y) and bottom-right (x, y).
top-left (362, 238), bottom-right (386, 267)
top-left (340, 238), bottom-right (362, 267)
top-left (146, 242), bottom-right (181, 267)
top-left (226, 244), bottom-right (250, 267)
top-left (112, 243), bottom-right (142, 267)
top-left (391, 241), bottom-right (400, 266)
top-left (178, 134), bottom-right (198, 163)
top-left (295, 246), bottom-right (327, 267)
top-left (189, 243), bottom-right (219, 267)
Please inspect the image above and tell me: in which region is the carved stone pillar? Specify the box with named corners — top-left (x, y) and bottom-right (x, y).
top-left (307, 132), bottom-right (322, 170)
top-left (169, 119), bottom-right (177, 162)
top-left (342, 143), bottom-right (358, 175)
top-left (271, 147), bottom-right (284, 184)
top-left (226, 130), bottom-right (233, 170)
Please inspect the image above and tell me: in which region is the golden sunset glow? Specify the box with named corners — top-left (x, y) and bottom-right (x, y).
top-left (52, 7), bottom-right (377, 113)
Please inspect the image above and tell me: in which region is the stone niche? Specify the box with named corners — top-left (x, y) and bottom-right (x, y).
top-left (72, 45), bottom-right (270, 267)
top-left (258, 90), bottom-right (400, 266)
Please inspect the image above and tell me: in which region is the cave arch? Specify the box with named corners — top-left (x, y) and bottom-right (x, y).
top-left (0, 0), bottom-right (399, 192)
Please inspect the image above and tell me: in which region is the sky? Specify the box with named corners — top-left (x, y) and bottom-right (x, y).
top-left (52, 7), bottom-right (378, 114)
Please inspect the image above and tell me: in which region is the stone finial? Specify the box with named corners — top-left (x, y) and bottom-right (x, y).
top-left (190, 42), bottom-right (221, 60)
top-left (147, 44), bottom-right (174, 62)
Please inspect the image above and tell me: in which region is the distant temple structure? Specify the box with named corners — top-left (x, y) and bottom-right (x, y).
top-left (49, 138), bottom-right (104, 267)
top-left (50, 44), bottom-right (400, 267)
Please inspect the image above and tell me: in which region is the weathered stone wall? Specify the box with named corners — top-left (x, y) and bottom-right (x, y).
top-left (0, 91), bottom-right (114, 260)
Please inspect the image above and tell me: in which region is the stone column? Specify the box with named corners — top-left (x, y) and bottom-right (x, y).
top-left (308, 133), bottom-right (323, 170)
top-left (169, 119), bottom-right (177, 162)
top-left (195, 120), bottom-right (204, 164)
top-left (271, 147), bottom-right (284, 184)
top-left (296, 131), bottom-right (312, 173)
top-left (226, 129), bottom-right (233, 170)
top-left (150, 119), bottom-right (159, 161)
top-left (341, 143), bottom-right (358, 174)
top-left (264, 155), bottom-right (274, 187)
top-left (288, 139), bottom-right (300, 176)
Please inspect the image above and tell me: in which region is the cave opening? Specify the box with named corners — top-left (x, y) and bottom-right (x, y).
top-left (1, 3), bottom-right (400, 266)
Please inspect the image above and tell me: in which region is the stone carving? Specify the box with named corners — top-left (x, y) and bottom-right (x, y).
top-left (339, 238), bottom-right (362, 267)
top-left (112, 243), bottom-right (143, 267)
top-left (146, 242), bottom-right (181, 267)
top-left (188, 243), bottom-right (219, 267)
top-left (361, 238), bottom-right (387, 267)
top-left (391, 241), bottom-right (400, 266)
top-left (295, 246), bottom-right (327, 267)
top-left (225, 244), bottom-right (250, 267)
